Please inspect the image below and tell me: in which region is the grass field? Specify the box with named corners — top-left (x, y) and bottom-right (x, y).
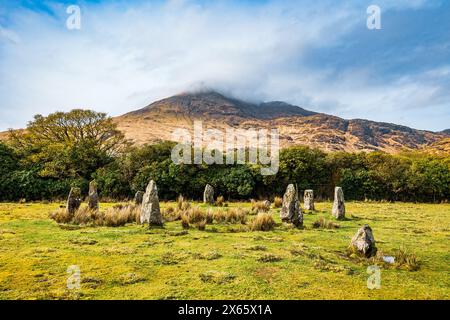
top-left (0, 201), bottom-right (449, 300)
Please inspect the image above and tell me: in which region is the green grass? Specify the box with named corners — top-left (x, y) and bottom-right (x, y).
top-left (0, 201), bottom-right (449, 300)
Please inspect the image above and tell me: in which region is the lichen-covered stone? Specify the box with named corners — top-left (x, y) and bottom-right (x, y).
top-left (140, 180), bottom-right (163, 226)
top-left (134, 191), bottom-right (144, 205)
top-left (203, 184), bottom-right (214, 204)
top-left (332, 187), bottom-right (345, 219)
top-left (280, 184), bottom-right (303, 227)
top-left (67, 187), bottom-right (81, 215)
top-left (350, 225), bottom-right (377, 257)
top-left (88, 180), bottom-right (99, 210)
top-left (304, 189), bottom-right (315, 211)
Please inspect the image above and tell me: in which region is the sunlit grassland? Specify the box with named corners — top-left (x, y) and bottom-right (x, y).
top-left (0, 201), bottom-right (449, 300)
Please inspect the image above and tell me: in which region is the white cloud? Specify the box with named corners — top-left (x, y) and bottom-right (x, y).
top-left (0, 0), bottom-right (448, 131)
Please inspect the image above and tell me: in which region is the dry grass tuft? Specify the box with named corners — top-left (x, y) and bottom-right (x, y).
top-left (249, 213), bottom-right (276, 231)
top-left (251, 200), bottom-right (271, 213)
top-left (312, 217), bottom-right (340, 229)
top-left (215, 196), bottom-right (225, 207)
top-left (257, 253), bottom-right (282, 263)
top-left (181, 214), bottom-right (190, 229)
top-left (393, 247), bottom-right (420, 271)
top-left (50, 204), bottom-right (139, 227)
top-left (49, 208), bottom-right (72, 224)
top-left (195, 219), bottom-right (207, 231)
top-left (162, 206), bottom-right (180, 222)
top-left (214, 208), bottom-right (247, 224)
top-left (177, 195), bottom-right (190, 211)
top-left (273, 197), bottom-right (283, 208)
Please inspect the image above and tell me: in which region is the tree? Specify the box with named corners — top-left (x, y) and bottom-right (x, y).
top-left (9, 109), bottom-right (129, 180)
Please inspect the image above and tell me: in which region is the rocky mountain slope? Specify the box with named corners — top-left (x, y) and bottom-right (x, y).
top-left (115, 91), bottom-right (446, 153)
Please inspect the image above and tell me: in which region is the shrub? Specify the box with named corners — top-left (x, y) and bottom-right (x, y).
top-left (250, 213), bottom-right (275, 231)
top-left (273, 197), bottom-right (283, 208)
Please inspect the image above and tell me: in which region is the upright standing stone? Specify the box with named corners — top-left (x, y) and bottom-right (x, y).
top-left (280, 184), bottom-right (303, 227)
top-left (134, 191), bottom-right (144, 205)
top-left (88, 180), bottom-right (99, 210)
top-left (140, 180), bottom-right (163, 225)
top-left (203, 184), bottom-right (214, 204)
top-left (332, 187), bottom-right (345, 219)
top-left (304, 190), bottom-right (315, 211)
top-left (66, 187), bottom-right (82, 215)
top-left (350, 225), bottom-right (377, 257)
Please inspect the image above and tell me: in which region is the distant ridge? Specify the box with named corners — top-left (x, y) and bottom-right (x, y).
top-left (114, 91), bottom-right (447, 153)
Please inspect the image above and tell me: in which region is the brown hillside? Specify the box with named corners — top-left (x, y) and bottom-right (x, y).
top-left (114, 91), bottom-right (445, 153)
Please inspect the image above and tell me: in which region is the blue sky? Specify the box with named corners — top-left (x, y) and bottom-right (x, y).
top-left (0, 0), bottom-right (449, 131)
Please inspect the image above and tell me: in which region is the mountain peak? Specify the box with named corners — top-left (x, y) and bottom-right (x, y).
top-left (126, 90), bottom-right (317, 120)
top-left (115, 91), bottom-right (446, 153)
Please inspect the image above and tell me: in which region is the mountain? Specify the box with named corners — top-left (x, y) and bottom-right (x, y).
top-left (114, 91), bottom-right (446, 153)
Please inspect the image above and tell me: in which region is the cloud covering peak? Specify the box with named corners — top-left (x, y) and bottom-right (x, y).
top-left (0, 0), bottom-right (449, 131)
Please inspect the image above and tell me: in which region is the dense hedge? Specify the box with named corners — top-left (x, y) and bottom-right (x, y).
top-left (1, 141), bottom-right (449, 202)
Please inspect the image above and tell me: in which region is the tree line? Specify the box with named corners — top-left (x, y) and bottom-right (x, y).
top-left (0, 110), bottom-right (449, 202)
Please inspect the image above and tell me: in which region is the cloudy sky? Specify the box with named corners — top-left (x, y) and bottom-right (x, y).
top-left (0, 0), bottom-right (449, 131)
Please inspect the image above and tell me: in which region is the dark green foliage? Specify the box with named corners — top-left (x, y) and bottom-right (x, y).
top-left (1, 110), bottom-right (449, 202)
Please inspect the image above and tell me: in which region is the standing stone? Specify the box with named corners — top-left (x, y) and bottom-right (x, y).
top-left (203, 184), bottom-right (214, 204)
top-left (87, 180), bottom-right (99, 211)
top-left (140, 180), bottom-right (163, 225)
top-left (66, 187), bottom-right (82, 215)
top-left (134, 191), bottom-right (144, 205)
top-left (263, 200), bottom-right (271, 209)
top-left (304, 190), bottom-right (315, 211)
top-left (332, 187), bottom-right (345, 219)
top-left (350, 225), bottom-right (377, 257)
top-left (280, 184), bottom-right (303, 227)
